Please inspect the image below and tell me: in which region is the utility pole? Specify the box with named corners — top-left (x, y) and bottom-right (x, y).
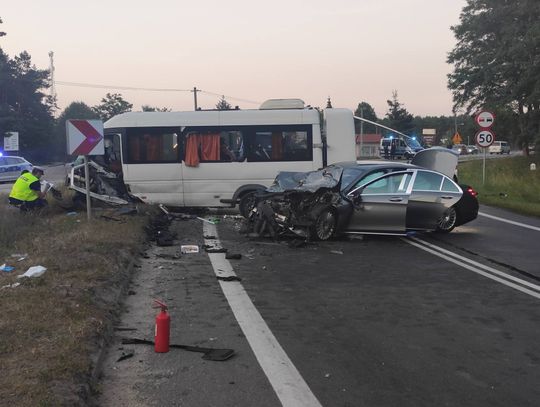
top-left (360, 106), bottom-right (364, 158)
top-left (191, 87), bottom-right (200, 111)
top-left (48, 51), bottom-right (56, 101)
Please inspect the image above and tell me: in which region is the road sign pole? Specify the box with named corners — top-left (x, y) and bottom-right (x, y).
top-left (483, 148), bottom-right (486, 185)
top-left (474, 109), bottom-right (495, 186)
top-left (84, 155), bottom-right (92, 220)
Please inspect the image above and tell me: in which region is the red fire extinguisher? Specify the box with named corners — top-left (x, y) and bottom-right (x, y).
top-left (154, 299), bottom-right (170, 353)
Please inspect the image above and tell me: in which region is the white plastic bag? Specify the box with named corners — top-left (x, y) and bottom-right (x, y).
top-left (18, 265), bottom-right (47, 278)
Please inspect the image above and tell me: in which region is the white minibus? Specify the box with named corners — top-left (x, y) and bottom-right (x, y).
top-left (99, 99), bottom-right (357, 214)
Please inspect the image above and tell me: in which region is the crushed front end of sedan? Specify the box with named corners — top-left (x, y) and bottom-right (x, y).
top-left (243, 166), bottom-right (345, 240)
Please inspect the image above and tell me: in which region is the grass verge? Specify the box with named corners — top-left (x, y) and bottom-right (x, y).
top-left (458, 155), bottom-right (540, 217)
top-left (0, 191), bottom-right (148, 406)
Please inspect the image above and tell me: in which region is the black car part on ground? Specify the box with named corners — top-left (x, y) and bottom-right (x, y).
top-left (121, 338), bottom-right (235, 361)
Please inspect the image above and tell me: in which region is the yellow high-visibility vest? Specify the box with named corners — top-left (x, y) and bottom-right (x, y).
top-left (9, 173), bottom-right (40, 202)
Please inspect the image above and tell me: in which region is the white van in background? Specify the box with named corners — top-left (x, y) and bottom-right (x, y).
top-left (489, 141), bottom-right (511, 154)
top-left (379, 136), bottom-right (423, 159)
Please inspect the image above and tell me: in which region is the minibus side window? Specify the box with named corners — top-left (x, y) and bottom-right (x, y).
top-left (183, 128), bottom-right (245, 166)
top-left (126, 127), bottom-right (179, 163)
top-left (246, 125), bottom-right (312, 162)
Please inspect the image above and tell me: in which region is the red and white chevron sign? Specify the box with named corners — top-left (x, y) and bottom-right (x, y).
top-left (66, 119), bottom-right (104, 155)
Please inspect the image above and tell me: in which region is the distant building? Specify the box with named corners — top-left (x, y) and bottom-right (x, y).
top-left (356, 133), bottom-right (382, 158)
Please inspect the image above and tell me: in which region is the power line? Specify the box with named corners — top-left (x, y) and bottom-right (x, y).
top-left (56, 81), bottom-right (191, 92)
top-left (55, 81), bottom-right (262, 105)
top-left (199, 90), bottom-right (261, 105)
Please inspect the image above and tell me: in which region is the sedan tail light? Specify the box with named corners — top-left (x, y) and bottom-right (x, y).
top-left (466, 186), bottom-right (478, 197)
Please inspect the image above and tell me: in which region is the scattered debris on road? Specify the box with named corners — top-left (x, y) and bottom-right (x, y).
top-left (116, 350), bottom-right (135, 362)
top-left (121, 338), bottom-right (235, 361)
top-left (217, 275), bottom-right (242, 282)
top-left (18, 265), bottom-right (47, 278)
top-left (225, 253), bottom-right (242, 260)
top-left (0, 264), bottom-right (15, 273)
top-left (180, 245), bottom-right (199, 254)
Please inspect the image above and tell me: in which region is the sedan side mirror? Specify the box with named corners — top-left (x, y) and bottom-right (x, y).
top-left (347, 190), bottom-right (363, 206)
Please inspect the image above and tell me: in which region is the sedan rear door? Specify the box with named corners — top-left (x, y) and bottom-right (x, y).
top-left (345, 171), bottom-right (413, 233)
top-left (406, 170), bottom-right (462, 230)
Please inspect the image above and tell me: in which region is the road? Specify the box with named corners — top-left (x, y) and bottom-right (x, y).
top-left (97, 205), bottom-right (540, 407)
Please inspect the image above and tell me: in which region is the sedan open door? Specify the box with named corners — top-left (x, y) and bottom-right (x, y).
top-left (406, 170), bottom-right (462, 231)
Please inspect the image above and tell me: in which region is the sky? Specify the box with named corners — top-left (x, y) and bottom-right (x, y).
top-left (1, 0), bottom-right (466, 118)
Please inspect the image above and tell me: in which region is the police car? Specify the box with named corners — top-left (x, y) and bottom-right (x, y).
top-left (0, 155), bottom-right (34, 182)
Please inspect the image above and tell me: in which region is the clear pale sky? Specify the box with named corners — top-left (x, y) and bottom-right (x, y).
top-left (1, 0), bottom-right (466, 117)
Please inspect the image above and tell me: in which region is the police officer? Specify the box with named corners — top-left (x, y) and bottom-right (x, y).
top-left (8, 167), bottom-right (48, 211)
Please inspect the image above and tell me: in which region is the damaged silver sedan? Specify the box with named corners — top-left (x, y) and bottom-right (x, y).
top-left (245, 148), bottom-right (479, 240)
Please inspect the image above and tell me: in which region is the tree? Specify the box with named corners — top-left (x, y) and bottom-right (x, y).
top-left (141, 105), bottom-right (171, 112)
top-left (215, 96), bottom-right (232, 110)
top-left (354, 101), bottom-right (378, 133)
top-left (93, 93), bottom-right (133, 121)
top-left (447, 0), bottom-right (540, 152)
top-left (0, 18), bottom-right (55, 162)
top-left (385, 91), bottom-right (415, 134)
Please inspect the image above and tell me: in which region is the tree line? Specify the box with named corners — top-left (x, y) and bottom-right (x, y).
top-left (1, 1), bottom-right (539, 162)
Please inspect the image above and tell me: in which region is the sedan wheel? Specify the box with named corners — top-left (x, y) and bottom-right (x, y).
top-left (436, 207), bottom-right (457, 233)
top-left (312, 208), bottom-right (337, 240)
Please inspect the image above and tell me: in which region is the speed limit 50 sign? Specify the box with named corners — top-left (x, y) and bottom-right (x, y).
top-left (475, 129), bottom-right (495, 148)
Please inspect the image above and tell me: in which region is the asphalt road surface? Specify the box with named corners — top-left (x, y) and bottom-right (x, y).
top-left (97, 205), bottom-right (540, 407)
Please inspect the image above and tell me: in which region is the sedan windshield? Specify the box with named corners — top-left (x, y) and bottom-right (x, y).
top-left (340, 167), bottom-right (370, 191)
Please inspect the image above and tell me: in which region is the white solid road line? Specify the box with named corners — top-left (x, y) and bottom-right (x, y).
top-left (410, 237), bottom-right (540, 292)
top-left (404, 237), bottom-right (540, 300)
top-left (203, 222), bottom-right (323, 407)
top-left (478, 211), bottom-right (540, 232)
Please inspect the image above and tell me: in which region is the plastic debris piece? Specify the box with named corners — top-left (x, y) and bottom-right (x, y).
top-left (0, 264), bottom-right (15, 272)
top-left (18, 265), bottom-right (47, 278)
top-left (223, 215), bottom-right (244, 220)
top-left (121, 337), bottom-right (235, 361)
top-left (225, 253), bottom-right (242, 260)
top-left (197, 217), bottom-right (220, 225)
top-left (217, 275), bottom-right (242, 282)
top-left (330, 250), bottom-right (343, 255)
top-left (205, 247), bottom-right (228, 253)
top-left (11, 253), bottom-right (28, 261)
top-left (117, 349), bottom-right (135, 362)
top-left (66, 212), bottom-right (78, 216)
top-left (1, 282), bottom-right (21, 289)
top-left (181, 245), bottom-right (199, 254)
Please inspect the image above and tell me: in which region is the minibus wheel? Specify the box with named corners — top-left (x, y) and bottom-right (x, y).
top-left (239, 192), bottom-right (258, 218)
